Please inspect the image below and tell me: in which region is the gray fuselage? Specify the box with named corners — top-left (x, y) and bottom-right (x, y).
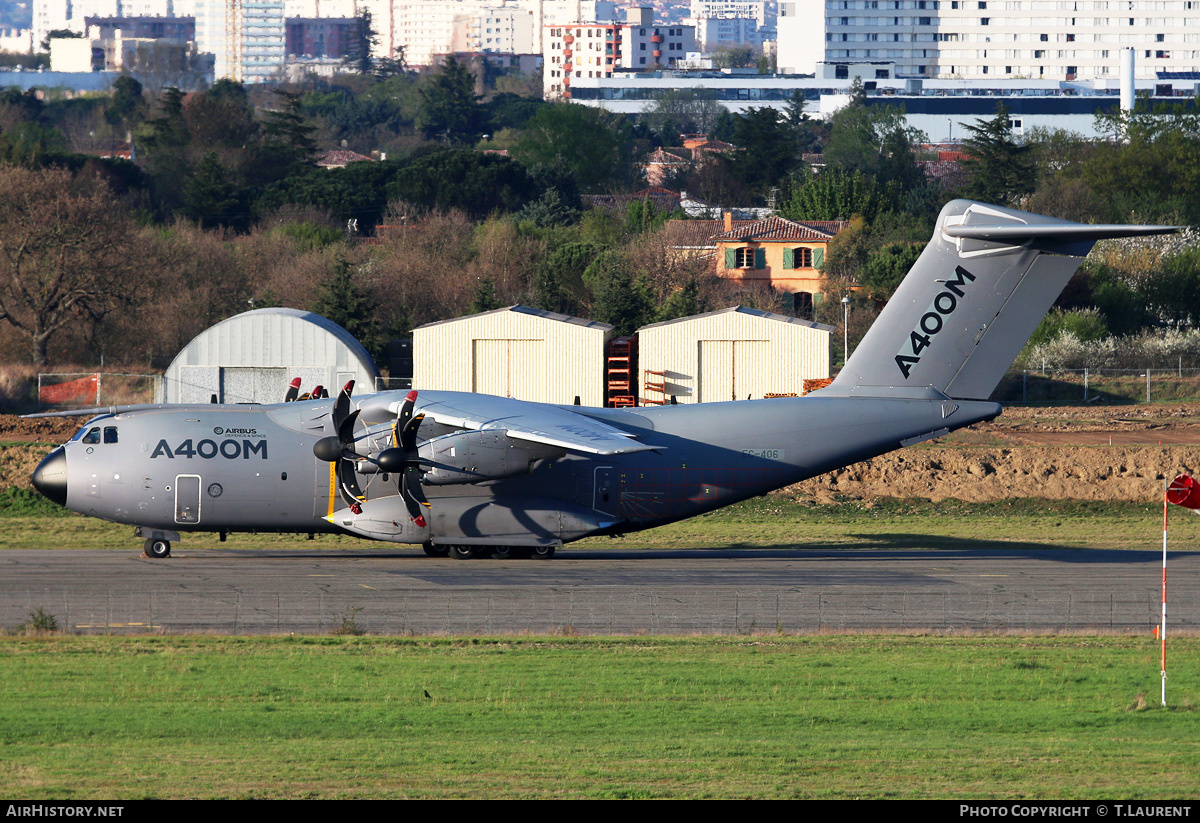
top-left (36, 390), bottom-right (1000, 548)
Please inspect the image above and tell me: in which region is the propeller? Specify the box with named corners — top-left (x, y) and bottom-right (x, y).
top-left (313, 385), bottom-right (431, 527)
top-left (376, 390), bottom-right (431, 528)
top-left (312, 381), bottom-right (369, 513)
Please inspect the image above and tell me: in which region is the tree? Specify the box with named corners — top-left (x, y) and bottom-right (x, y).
top-left (960, 104), bottom-right (1036, 205)
top-left (184, 80), bottom-right (258, 152)
top-left (312, 255), bottom-right (381, 360)
top-left (255, 89), bottom-right (319, 184)
top-left (183, 152), bottom-right (246, 230)
top-left (0, 166), bottom-right (144, 365)
top-left (639, 89), bottom-right (723, 145)
top-left (780, 167), bottom-right (902, 223)
top-left (416, 56), bottom-right (484, 145)
top-left (508, 104), bottom-right (632, 192)
top-left (585, 252), bottom-right (655, 336)
top-left (353, 10), bottom-right (378, 74)
top-left (386, 148), bottom-right (536, 218)
top-left (533, 242), bottom-right (601, 315)
top-left (860, 242), bottom-right (923, 297)
top-left (105, 76), bottom-right (146, 135)
top-left (727, 107), bottom-right (803, 196)
top-left (469, 276), bottom-right (503, 313)
top-left (824, 82), bottom-right (925, 192)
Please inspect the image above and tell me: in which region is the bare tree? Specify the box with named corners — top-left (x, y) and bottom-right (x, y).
top-left (0, 165), bottom-right (145, 366)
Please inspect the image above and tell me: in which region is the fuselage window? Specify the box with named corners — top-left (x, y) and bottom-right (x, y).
top-left (103, 427), bottom-right (118, 444)
top-left (81, 428), bottom-right (101, 444)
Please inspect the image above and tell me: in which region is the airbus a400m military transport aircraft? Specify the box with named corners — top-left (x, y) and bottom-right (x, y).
top-left (30, 201), bottom-right (1175, 559)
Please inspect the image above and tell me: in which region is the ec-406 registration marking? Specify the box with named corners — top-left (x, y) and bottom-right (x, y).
top-left (742, 449), bottom-right (784, 459)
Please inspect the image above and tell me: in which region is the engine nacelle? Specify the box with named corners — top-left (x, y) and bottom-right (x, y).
top-left (420, 429), bottom-right (564, 485)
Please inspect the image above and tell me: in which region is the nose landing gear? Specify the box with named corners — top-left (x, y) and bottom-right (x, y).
top-left (144, 538), bottom-right (171, 558)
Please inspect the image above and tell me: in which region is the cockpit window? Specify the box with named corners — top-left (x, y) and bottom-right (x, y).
top-left (81, 428), bottom-right (101, 444)
top-left (103, 426), bottom-right (118, 444)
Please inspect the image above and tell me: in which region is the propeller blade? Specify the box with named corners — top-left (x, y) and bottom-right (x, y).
top-left (401, 466), bottom-right (430, 526)
top-left (337, 409), bottom-right (361, 447)
top-left (400, 413), bottom-right (424, 452)
top-left (333, 385), bottom-right (352, 430)
top-left (284, 377), bottom-right (302, 403)
top-left (397, 389), bottom-right (418, 428)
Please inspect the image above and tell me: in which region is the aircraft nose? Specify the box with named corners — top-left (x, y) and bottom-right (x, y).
top-left (31, 447), bottom-right (67, 507)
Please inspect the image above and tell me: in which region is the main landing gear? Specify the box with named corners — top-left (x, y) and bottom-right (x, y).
top-left (424, 544), bottom-right (556, 560)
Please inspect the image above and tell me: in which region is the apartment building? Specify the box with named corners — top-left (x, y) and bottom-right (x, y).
top-left (780, 0), bottom-right (1200, 80)
top-left (545, 6), bottom-right (697, 98)
top-left (33, 0), bottom-right (193, 51)
top-left (195, 0), bottom-right (285, 82)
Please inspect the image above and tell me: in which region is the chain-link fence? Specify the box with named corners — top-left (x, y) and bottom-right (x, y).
top-left (994, 368), bottom-right (1200, 404)
top-left (2, 586), bottom-right (1180, 635)
top-left (374, 376), bottom-right (412, 392)
top-left (37, 372), bottom-right (163, 410)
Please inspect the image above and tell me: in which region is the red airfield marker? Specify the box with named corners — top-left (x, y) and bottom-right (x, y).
top-left (1161, 473), bottom-right (1198, 707)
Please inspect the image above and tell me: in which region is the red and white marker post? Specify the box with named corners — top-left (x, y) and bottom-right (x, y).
top-left (1161, 473), bottom-right (1200, 707)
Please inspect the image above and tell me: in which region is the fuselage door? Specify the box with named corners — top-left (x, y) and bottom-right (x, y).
top-left (174, 474), bottom-right (201, 524)
top-left (593, 466), bottom-right (617, 517)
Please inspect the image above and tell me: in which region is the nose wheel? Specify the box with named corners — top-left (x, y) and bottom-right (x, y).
top-left (144, 538), bottom-right (171, 559)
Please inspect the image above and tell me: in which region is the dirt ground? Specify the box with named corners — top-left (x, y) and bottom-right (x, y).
top-left (6, 406), bottom-right (1200, 502)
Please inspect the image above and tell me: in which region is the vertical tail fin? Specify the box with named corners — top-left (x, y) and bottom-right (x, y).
top-left (824, 200), bottom-right (1176, 401)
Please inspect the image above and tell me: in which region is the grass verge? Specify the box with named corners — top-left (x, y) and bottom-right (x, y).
top-left (0, 635), bottom-right (1195, 799)
top-left (0, 496), bottom-right (1196, 553)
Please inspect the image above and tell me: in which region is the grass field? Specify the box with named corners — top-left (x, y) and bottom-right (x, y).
top-left (1, 635), bottom-right (1196, 799)
top-left (3, 473), bottom-right (1197, 798)
top-left (1, 491), bottom-right (1196, 554)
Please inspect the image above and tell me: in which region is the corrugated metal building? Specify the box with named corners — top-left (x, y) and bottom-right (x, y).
top-left (636, 306), bottom-right (833, 404)
top-left (413, 306), bottom-right (613, 406)
top-left (164, 308), bottom-right (380, 404)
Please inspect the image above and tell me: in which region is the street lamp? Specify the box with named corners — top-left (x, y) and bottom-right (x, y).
top-left (841, 295), bottom-right (851, 365)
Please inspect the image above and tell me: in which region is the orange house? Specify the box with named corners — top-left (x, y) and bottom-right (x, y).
top-left (711, 214), bottom-right (847, 312)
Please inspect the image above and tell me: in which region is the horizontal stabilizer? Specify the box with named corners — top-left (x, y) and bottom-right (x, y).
top-left (944, 223), bottom-right (1177, 243)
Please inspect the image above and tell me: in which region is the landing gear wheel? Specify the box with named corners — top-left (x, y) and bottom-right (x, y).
top-left (449, 545), bottom-right (477, 560)
top-left (144, 538), bottom-right (171, 558)
top-left (530, 545), bottom-right (556, 560)
top-left (423, 544), bottom-right (448, 557)
top-left (490, 546), bottom-right (517, 560)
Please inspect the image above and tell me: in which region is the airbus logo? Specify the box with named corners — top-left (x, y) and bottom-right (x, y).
top-left (895, 265), bottom-right (976, 379)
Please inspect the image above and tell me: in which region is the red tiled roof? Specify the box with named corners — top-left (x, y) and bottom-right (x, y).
top-left (637, 148), bottom-right (690, 165)
top-left (661, 219), bottom-right (755, 248)
top-left (316, 149), bottom-right (376, 168)
top-left (581, 188), bottom-right (682, 215)
top-left (711, 216), bottom-right (848, 243)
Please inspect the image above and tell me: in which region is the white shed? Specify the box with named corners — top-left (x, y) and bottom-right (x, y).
top-left (164, 308), bottom-right (380, 404)
top-left (413, 305), bottom-right (613, 406)
top-left (636, 306), bottom-right (833, 404)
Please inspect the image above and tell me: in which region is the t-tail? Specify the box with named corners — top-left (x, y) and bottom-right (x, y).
top-left (823, 200), bottom-right (1176, 402)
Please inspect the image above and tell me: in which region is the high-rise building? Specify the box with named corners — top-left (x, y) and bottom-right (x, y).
top-left (195, 0), bottom-right (285, 82)
top-left (544, 6), bottom-right (697, 98)
top-left (33, 0), bottom-right (185, 52)
top-left (777, 0), bottom-right (1200, 80)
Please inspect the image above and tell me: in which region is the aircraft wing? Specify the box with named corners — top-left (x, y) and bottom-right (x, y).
top-left (388, 392), bottom-right (657, 456)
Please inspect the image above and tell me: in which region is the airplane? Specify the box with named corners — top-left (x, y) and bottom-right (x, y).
top-left (29, 200), bottom-right (1176, 559)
